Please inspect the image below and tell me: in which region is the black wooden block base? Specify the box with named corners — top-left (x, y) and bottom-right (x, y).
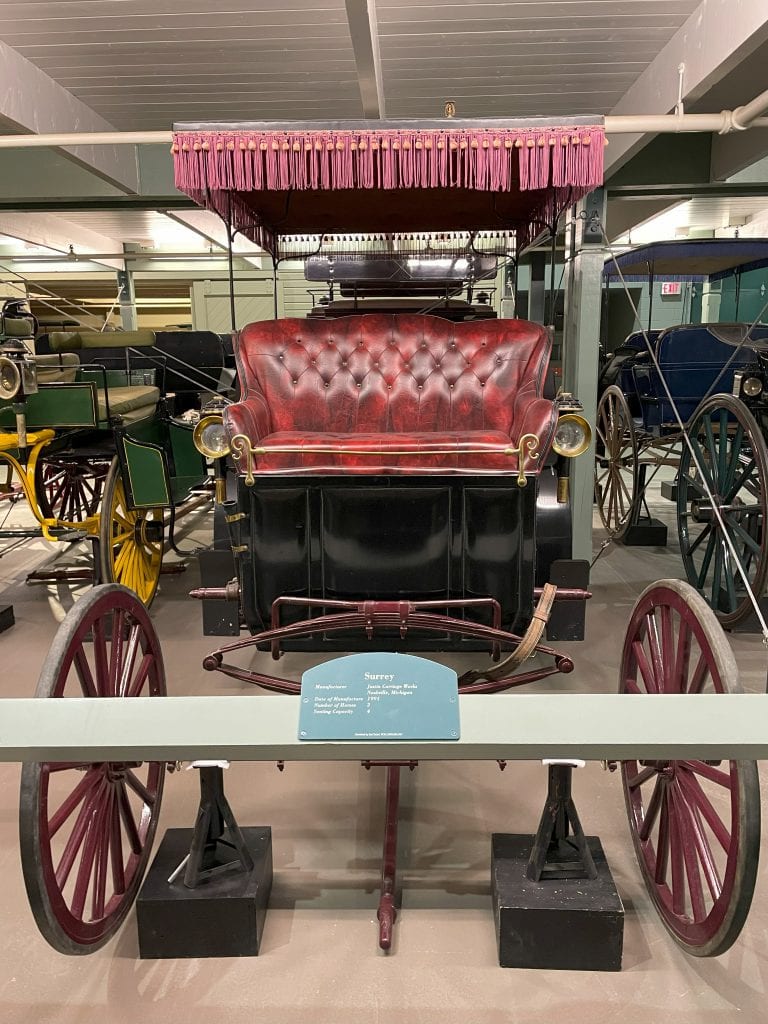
top-left (0, 605), bottom-right (14, 634)
top-left (491, 833), bottom-right (623, 971)
top-left (137, 827), bottom-right (272, 959)
top-left (619, 518), bottom-right (668, 547)
top-left (660, 480), bottom-right (678, 502)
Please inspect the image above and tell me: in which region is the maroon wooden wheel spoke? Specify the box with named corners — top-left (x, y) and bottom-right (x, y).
top-left (19, 584), bottom-right (166, 955)
top-left (35, 458), bottom-right (109, 524)
top-left (619, 579), bottom-right (760, 957)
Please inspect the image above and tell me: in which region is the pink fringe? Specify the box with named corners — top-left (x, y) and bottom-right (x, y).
top-left (172, 126), bottom-right (604, 195)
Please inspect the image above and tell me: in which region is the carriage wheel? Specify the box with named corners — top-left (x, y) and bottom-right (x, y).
top-left (19, 584), bottom-right (166, 954)
top-left (677, 394), bottom-right (768, 627)
top-left (620, 579), bottom-right (760, 956)
top-left (35, 456), bottom-right (110, 523)
top-left (99, 458), bottom-right (163, 607)
top-left (595, 386), bottom-right (639, 539)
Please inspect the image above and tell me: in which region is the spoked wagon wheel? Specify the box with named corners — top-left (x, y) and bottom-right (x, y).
top-left (595, 385), bottom-right (639, 539)
top-left (677, 394), bottom-right (768, 627)
top-left (35, 456), bottom-right (110, 523)
top-left (620, 579), bottom-right (760, 957)
top-left (99, 457), bottom-right (164, 607)
top-left (19, 584), bottom-right (166, 954)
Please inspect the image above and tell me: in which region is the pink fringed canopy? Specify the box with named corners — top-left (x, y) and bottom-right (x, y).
top-left (172, 118), bottom-right (605, 255)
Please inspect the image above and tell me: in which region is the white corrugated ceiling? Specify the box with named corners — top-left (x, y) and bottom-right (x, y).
top-left (0, 0), bottom-right (364, 128)
top-left (0, 0), bottom-right (699, 128)
top-left (378, 0), bottom-right (701, 118)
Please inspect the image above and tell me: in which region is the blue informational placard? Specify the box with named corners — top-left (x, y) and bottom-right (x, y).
top-left (299, 652), bottom-right (460, 741)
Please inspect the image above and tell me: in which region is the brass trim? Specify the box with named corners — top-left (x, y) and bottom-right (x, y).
top-left (229, 431), bottom-right (541, 488)
top-left (225, 512), bottom-right (246, 523)
top-left (193, 413), bottom-right (231, 459)
top-left (552, 413), bottom-right (591, 458)
top-left (557, 476), bottom-right (569, 504)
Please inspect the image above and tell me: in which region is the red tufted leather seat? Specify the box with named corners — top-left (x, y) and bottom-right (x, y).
top-left (224, 313), bottom-right (557, 475)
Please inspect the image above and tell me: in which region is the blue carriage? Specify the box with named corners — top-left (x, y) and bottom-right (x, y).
top-left (597, 239), bottom-right (768, 627)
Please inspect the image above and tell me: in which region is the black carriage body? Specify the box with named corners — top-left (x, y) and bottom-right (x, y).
top-left (232, 472), bottom-right (536, 650)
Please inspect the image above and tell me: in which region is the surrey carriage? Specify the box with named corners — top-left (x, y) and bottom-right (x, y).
top-left (12, 118), bottom-right (761, 963)
top-left (597, 239), bottom-right (768, 627)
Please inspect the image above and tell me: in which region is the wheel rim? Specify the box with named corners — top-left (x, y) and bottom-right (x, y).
top-left (36, 458), bottom-right (110, 523)
top-left (620, 579), bottom-right (760, 956)
top-left (100, 459), bottom-right (163, 606)
top-left (19, 585), bottom-right (166, 953)
top-left (677, 394), bottom-right (768, 626)
top-left (595, 386), bottom-right (639, 538)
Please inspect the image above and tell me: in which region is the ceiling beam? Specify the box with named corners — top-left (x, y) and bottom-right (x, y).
top-left (711, 125), bottom-right (768, 181)
top-left (609, 182), bottom-right (768, 200)
top-left (0, 40), bottom-right (139, 194)
top-left (344, 0), bottom-right (385, 118)
top-left (606, 0), bottom-right (768, 175)
top-left (0, 196), bottom-right (195, 213)
top-left (0, 211), bottom-right (123, 271)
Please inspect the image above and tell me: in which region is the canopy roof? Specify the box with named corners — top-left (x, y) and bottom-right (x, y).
top-left (604, 238), bottom-right (768, 283)
top-left (172, 117), bottom-right (605, 257)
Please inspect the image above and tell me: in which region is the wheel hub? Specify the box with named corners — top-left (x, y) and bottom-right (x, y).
top-left (135, 517), bottom-right (163, 546)
top-left (692, 495), bottom-right (721, 523)
top-left (640, 759), bottom-right (675, 776)
top-left (104, 761), bottom-right (142, 782)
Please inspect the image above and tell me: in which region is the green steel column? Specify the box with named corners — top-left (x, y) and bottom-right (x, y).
top-left (562, 189), bottom-right (606, 563)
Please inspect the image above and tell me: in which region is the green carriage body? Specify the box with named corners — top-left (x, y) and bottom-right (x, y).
top-left (0, 318), bottom-right (210, 603)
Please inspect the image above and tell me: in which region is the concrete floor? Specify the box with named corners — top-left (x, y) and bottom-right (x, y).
top-left (0, 496), bottom-right (767, 1024)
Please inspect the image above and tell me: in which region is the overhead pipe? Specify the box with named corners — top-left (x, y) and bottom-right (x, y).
top-left (731, 88), bottom-right (768, 130)
top-left (0, 107), bottom-right (767, 150)
top-left (606, 112), bottom-right (768, 134)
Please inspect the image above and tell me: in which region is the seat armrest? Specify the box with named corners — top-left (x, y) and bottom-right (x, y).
top-left (223, 396), bottom-right (272, 445)
top-left (511, 390), bottom-right (558, 469)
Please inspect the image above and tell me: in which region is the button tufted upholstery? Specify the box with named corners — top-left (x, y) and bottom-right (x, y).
top-left (224, 313), bottom-right (557, 474)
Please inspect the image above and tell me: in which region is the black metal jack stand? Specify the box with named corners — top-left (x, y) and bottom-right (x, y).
top-left (526, 761), bottom-right (598, 882)
top-left (491, 760), bottom-right (624, 970)
top-left (137, 762), bottom-right (272, 958)
top-left (179, 763), bottom-right (255, 887)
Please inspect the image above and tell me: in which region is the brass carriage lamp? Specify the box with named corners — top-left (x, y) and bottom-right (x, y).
top-left (552, 413), bottom-right (591, 458)
top-left (551, 395), bottom-right (592, 503)
top-left (193, 414), bottom-right (230, 459)
top-left (192, 397), bottom-right (232, 503)
top-left (552, 394), bottom-right (592, 459)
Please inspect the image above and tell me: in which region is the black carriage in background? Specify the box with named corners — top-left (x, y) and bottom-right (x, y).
top-left (17, 119), bottom-right (760, 965)
top-left (597, 239), bottom-right (768, 627)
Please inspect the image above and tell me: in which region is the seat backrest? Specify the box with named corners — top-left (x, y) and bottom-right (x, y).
top-left (656, 323), bottom-right (768, 386)
top-left (48, 329), bottom-right (156, 351)
top-left (234, 314), bottom-right (550, 434)
top-left (642, 322), bottom-right (768, 427)
top-left (623, 330), bottom-right (660, 352)
top-left (33, 352), bottom-right (80, 384)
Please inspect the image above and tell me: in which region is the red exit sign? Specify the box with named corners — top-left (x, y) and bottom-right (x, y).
top-left (660, 281), bottom-right (682, 296)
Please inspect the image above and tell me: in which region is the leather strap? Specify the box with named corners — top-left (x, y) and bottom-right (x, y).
top-left (459, 583), bottom-right (557, 686)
